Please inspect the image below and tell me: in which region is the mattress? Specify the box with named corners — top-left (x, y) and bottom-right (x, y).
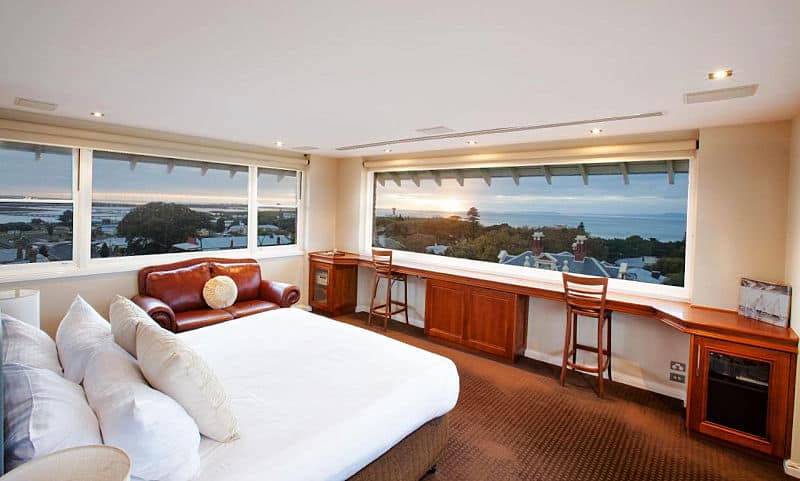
top-left (178, 308), bottom-right (459, 481)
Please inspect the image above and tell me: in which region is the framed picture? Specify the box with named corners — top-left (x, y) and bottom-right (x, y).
top-left (738, 278), bottom-right (791, 328)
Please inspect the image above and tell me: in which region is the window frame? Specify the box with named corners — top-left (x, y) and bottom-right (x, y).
top-left (0, 141), bottom-right (307, 283)
top-left (364, 155), bottom-right (697, 301)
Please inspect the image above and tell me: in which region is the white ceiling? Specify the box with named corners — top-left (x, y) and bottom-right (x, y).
top-left (1, 1), bottom-right (799, 157)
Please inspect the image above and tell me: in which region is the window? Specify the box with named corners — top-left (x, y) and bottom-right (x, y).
top-left (91, 151), bottom-right (249, 257)
top-left (373, 160), bottom-right (690, 287)
top-left (0, 141), bottom-right (74, 265)
top-left (257, 168), bottom-right (298, 247)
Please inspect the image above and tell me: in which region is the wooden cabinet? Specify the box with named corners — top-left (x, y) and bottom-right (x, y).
top-left (687, 335), bottom-right (796, 458)
top-left (308, 251), bottom-right (359, 317)
top-left (425, 279), bottom-right (528, 362)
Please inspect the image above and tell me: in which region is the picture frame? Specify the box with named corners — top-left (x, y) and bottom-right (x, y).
top-left (738, 278), bottom-right (791, 328)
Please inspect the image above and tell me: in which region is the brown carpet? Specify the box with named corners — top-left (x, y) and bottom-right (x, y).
top-left (337, 313), bottom-right (792, 481)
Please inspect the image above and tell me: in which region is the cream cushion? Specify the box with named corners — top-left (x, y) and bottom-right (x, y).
top-left (109, 295), bottom-right (157, 357)
top-left (2, 314), bottom-right (63, 376)
top-left (202, 275), bottom-right (238, 309)
top-left (3, 363), bottom-right (102, 471)
top-left (55, 295), bottom-right (113, 384)
top-left (136, 323), bottom-right (239, 442)
top-left (83, 341), bottom-right (200, 481)
top-left (0, 445), bottom-right (131, 481)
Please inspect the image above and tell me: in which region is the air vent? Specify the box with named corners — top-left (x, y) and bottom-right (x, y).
top-left (684, 84), bottom-right (758, 104)
top-left (291, 145), bottom-right (319, 152)
top-left (14, 97), bottom-right (57, 111)
top-left (416, 126), bottom-right (454, 135)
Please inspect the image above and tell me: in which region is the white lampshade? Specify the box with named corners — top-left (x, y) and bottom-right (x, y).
top-left (0, 289), bottom-right (40, 328)
top-left (1, 445), bottom-right (131, 481)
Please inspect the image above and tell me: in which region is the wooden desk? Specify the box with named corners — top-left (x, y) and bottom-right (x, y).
top-left (340, 252), bottom-right (798, 459)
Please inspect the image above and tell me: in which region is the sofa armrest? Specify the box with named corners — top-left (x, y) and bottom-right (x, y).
top-left (131, 295), bottom-right (177, 332)
top-left (259, 280), bottom-right (301, 308)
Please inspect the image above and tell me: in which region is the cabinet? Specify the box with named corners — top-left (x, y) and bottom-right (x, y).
top-left (687, 335), bottom-right (796, 458)
top-left (308, 251), bottom-right (359, 317)
top-left (425, 279), bottom-right (528, 362)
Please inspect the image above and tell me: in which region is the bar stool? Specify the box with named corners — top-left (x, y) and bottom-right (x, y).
top-left (560, 272), bottom-right (613, 398)
top-left (368, 248), bottom-right (409, 330)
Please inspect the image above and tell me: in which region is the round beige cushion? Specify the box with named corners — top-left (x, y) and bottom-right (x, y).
top-left (202, 276), bottom-right (238, 309)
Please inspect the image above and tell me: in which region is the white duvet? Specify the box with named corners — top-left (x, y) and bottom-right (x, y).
top-left (178, 308), bottom-right (459, 481)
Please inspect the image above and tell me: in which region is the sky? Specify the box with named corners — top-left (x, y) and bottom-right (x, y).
top-left (375, 169), bottom-right (689, 217)
top-left (0, 145), bottom-right (297, 205)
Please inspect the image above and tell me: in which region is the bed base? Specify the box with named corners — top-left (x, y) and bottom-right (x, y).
top-left (347, 415), bottom-right (448, 481)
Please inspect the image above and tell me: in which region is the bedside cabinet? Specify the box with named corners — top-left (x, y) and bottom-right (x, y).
top-left (308, 251), bottom-right (359, 317)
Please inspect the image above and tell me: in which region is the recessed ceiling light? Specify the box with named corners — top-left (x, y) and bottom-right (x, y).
top-left (589, 128), bottom-right (603, 135)
top-left (90, 111), bottom-right (104, 118)
top-left (466, 140), bottom-right (478, 145)
top-left (384, 148), bottom-right (392, 153)
top-left (708, 69), bottom-right (733, 80)
top-left (275, 141), bottom-right (284, 148)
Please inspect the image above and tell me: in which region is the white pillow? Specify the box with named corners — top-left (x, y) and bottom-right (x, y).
top-left (55, 295), bottom-right (113, 383)
top-left (136, 323), bottom-right (239, 442)
top-left (2, 314), bottom-right (63, 376)
top-left (203, 275), bottom-right (238, 309)
top-left (83, 342), bottom-right (200, 481)
top-left (109, 295), bottom-right (157, 357)
top-left (3, 363), bottom-right (102, 471)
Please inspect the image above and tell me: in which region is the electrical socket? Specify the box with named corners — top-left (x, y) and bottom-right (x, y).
top-left (670, 361), bottom-right (686, 372)
top-left (669, 372), bottom-right (686, 383)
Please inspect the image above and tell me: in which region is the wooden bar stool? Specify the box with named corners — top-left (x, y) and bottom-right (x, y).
top-left (560, 272), bottom-right (613, 398)
top-left (368, 248), bottom-right (409, 330)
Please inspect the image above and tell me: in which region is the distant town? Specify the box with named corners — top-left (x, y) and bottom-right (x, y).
top-left (374, 207), bottom-right (686, 286)
top-left (0, 201), bottom-right (297, 264)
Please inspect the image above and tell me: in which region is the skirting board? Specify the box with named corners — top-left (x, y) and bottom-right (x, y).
top-left (785, 460), bottom-right (800, 478)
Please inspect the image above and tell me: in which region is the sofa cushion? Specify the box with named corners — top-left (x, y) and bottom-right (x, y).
top-left (146, 263), bottom-right (211, 312)
top-left (210, 262), bottom-right (261, 302)
top-left (174, 309), bottom-right (234, 332)
top-left (224, 300), bottom-right (279, 318)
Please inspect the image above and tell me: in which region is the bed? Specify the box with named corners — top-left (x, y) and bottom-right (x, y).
top-left (176, 308), bottom-right (460, 481)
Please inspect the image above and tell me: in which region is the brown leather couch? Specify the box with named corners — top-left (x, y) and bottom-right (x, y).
top-left (132, 257), bottom-right (301, 332)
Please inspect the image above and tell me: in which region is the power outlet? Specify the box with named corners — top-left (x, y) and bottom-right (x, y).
top-left (669, 372), bottom-right (686, 384)
top-left (670, 361), bottom-right (686, 372)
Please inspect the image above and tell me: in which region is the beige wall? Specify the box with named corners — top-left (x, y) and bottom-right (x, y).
top-left (693, 121), bottom-right (792, 310)
top-left (784, 114), bottom-right (800, 465)
top-left (337, 121), bottom-right (794, 400)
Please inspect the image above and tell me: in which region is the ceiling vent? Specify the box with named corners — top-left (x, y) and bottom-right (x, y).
top-left (291, 145), bottom-right (319, 152)
top-left (14, 97), bottom-right (57, 111)
top-left (684, 84), bottom-right (758, 104)
top-left (416, 126), bottom-right (454, 135)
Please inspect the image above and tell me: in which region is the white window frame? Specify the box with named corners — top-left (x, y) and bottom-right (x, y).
top-left (363, 155), bottom-right (698, 302)
top-left (0, 141), bottom-right (307, 283)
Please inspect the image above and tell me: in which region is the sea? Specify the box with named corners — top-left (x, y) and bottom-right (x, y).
top-left (0, 203), bottom-right (247, 226)
top-left (376, 209), bottom-right (687, 242)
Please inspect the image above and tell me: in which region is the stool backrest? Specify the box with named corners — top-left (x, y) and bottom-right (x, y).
top-left (372, 248), bottom-right (394, 275)
top-left (562, 272), bottom-right (608, 317)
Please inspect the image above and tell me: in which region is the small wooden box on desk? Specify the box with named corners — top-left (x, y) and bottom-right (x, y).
top-left (308, 251), bottom-right (359, 317)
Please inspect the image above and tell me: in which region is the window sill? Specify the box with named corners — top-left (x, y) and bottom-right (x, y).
top-left (0, 247), bottom-right (306, 284)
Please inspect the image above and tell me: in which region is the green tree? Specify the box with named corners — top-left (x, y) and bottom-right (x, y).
top-left (99, 242), bottom-right (111, 258)
top-left (215, 217), bottom-right (227, 233)
top-left (58, 209), bottom-right (73, 225)
top-left (117, 202), bottom-right (211, 255)
top-left (466, 207), bottom-right (480, 238)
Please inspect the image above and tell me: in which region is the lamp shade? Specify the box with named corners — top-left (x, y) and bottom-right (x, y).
top-left (1, 445), bottom-right (131, 481)
top-left (0, 289), bottom-right (40, 328)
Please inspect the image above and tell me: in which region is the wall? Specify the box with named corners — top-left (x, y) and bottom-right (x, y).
top-left (693, 121), bottom-right (792, 309)
top-left (784, 114), bottom-right (800, 469)
top-left (339, 121), bottom-right (793, 401)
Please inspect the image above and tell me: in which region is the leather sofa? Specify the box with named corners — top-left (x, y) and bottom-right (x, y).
top-left (132, 257), bottom-right (301, 332)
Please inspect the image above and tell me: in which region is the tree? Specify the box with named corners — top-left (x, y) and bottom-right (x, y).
top-left (215, 217), bottom-right (226, 233)
top-left (46, 224), bottom-right (54, 235)
top-left (577, 221), bottom-right (585, 233)
top-left (466, 207), bottom-right (480, 238)
top-left (99, 242), bottom-right (110, 258)
top-left (58, 209), bottom-right (73, 225)
top-left (117, 202), bottom-right (211, 255)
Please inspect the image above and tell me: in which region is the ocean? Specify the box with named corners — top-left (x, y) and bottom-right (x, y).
top-left (376, 209), bottom-right (687, 242)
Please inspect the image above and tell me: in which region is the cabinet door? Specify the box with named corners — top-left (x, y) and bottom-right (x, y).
top-left (309, 263), bottom-right (331, 310)
top-left (425, 280), bottom-right (465, 343)
top-left (464, 286), bottom-right (515, 359)
top-left (688, 336), bottom-right (791, 457)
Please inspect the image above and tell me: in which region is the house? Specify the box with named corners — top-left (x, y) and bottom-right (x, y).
top-left (1, 3), bottom-right (800, 480)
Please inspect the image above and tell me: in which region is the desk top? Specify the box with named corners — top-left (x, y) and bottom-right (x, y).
top-left (309, 251), bottom-right (799, 353)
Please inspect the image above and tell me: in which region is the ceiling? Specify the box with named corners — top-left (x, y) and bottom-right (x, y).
top-left (0, 1), bottom-right (798, 157)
